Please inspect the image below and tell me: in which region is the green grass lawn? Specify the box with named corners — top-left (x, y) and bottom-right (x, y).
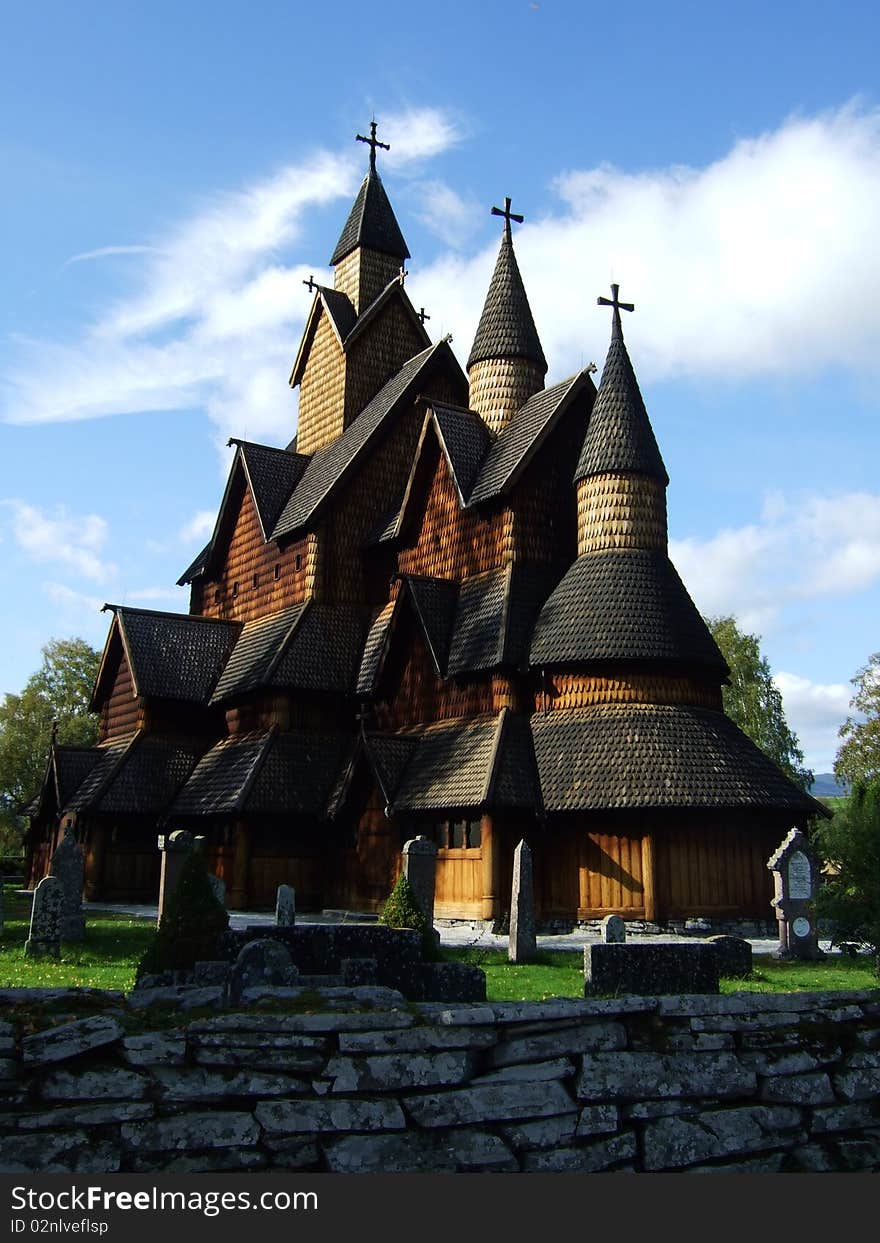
top-left (2, 885), bottom-right (877, 999)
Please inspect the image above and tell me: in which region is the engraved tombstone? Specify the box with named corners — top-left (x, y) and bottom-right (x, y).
top-left (509, 839), bottom-right (537, 963)
top-left (402, 835), bottom-right (438, 931)
top-left (275, 883), bottom-right (296, 927)
top-left (24, 875), bottom-right (64, 958)
top-left (156, 829), bottom-right (195, 926)
top-left (207, 873), bottom-right (227, 908)
top-left (601, 913), bottom-right (627, 944)
top-left (49, 824), bottom-right (85, 940)
top-left (767, 828), bottom-right (823, 960)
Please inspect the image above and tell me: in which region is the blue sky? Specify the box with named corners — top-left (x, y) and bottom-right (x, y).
top-left (2, 0), bottom-right (879, 772)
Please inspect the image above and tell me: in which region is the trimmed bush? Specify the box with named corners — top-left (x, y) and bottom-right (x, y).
top-left (136, 849), bottom-right (229, 979)
top-left (378, 873), bottom-right (437, 959)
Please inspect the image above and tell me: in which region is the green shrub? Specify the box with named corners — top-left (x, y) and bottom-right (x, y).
top-left (136, 849), bottom-right (229, 979)
top-left (813, 782), bottom-right (880, 972)
top-left (378, 872), bottom-right (438, 959)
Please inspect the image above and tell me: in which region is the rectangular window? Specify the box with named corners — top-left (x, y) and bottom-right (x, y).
top-left (295, 552), bottom-right (303, 572)
top-left (232, 581), bottom-right (239, 598)
top-left (274, 564), bottom-right (281, 581)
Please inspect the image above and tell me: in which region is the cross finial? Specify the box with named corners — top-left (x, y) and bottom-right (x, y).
top-left (491, 196), bottom-right (524, 239)
top-left (417, 307), bottom-right (430, 325)
top-left (398, 264), bottom-right (408, 285)
top-left (356, 120), bottom-right (390, 172)
top-left (598, 282), bottom-right (635, 340)
top-left (303, 274), bottom-right (319, 293)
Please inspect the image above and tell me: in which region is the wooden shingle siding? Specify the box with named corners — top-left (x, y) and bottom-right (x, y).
top-left (468, 357), bottom-right (544, 436)
top-left (199, 485), bottom-right (309, 622)
top-left (542, 673), bottom-right (722, 711)
top-left (99, 650), bottom-right (142, 742)
top-left (296, 312), bottom-right (347, 455)
top-left (577, 473), bottom-right (667, 556)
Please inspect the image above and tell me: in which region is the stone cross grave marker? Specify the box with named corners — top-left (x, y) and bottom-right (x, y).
top-left (601, 913), bottom-right (626, 944)
top-left (402, 835), bottom-right (438, 931)
top-left (275, 883), bottom-right (296, 927)
top-left (156, 829), bottom-right (194, 926)
top-left (767, 828), bottom-right (823, 960)
top-left (509, 839), bottom-right (537, 963)
top-left (49, 824), bottom-right (85, 941)
top-left (24, 875), bottom-right (64, 958)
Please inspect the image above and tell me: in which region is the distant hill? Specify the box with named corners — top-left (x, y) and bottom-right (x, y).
top-left (810, 773), bottom-right (850, 798)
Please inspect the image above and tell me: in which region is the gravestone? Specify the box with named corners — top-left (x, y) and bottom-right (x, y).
top-left (275, 883), bottom-right (296, 927)
top-left (24, 875), bottom-right (64, 958)
top-left (707, 935), bottom-right (753, 979)
top-left (49, 825), bottom-right (85, 941)
top-left (402, 836), bottom-right (437, 930)
top-left (508, 839), bottom-right (537, 963)
top-left (584, 943), bottom-right (719, 995)
top-left (156, 829), bottom-right (194, 926)
top-left (601, 913), bottom-right (626, 944)
top-left (228, 938), bottom-right (299, 1003)
top-left (767, 828), bottom-right (823, 960)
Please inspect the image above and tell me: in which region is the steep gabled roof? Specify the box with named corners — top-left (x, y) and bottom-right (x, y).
top-left (30, 744), bottom-right (103, 821)
top-left (391, 710), bottom-right (540, 813)
top-left (529, 549), bottom-right (727, 672)
top-left (531, 704), bottom-right (825, 814)
top-left (274, 340), bottom-right (465, 539)
top-left (362, 733), bottom-right (420, 806)
top-left (96, 606), bottom-right (241, 706)
top-left (356, 599), bottom-right (399, 696)
top-left (400, 575), bottom-right (459, 676)
top-left (330, 167), bottom-right (410, 266)
top-left (574, 315), bottom-right (668, 485)
top-left (467, 228), bottom-right (546, 372)
top-left (446, 563), bottom-right (562, 676)
top-left (210, 601), bottom-right (371, 704)
top-left (94, 735), bottom-right (207, 816)
top-left (65, 733), bottom-right (139, 812)
top-left (468, 371), bottom-right (592, 506)
top-left (171, 728), bottom-right (352, 819)
top-left (430, 402), bottom-right (492, 502)
top-left (176, 441), bottom-right (310, 585)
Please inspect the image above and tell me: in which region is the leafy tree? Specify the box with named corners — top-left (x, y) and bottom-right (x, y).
top-left (812, 783), bottom-right (880, 967)
top-left (835, 652), bottom-right (880, 787)
top-left (707, 615), bottom-right (812, 791)
top-left (0, 638), bottom-right (101, 847)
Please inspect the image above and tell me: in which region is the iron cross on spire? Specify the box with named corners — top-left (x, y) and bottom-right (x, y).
top-left (356, 119), bottom-right (389, 172)
top-left (303, 274), bottom-right (319, 293)
top-left (597, 283), bottom-right (634, 340)
top-left (491, 196), bottom-right (524, 239)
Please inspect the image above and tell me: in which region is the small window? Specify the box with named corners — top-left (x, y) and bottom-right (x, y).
top-left (295, 552), bottom-right (303, 572)
top-left (252, 572), bottom-right (259, 589)
top-left (214, 588), bottom-right (223, 604)
top-left (451, 820), bottom-right (466, 849)
top-left (466, 819), bottom-right (481, 849)
top-left (273, 564), bottom-right (281, 581)
top-left (232, 581), bottom-right (239, 598)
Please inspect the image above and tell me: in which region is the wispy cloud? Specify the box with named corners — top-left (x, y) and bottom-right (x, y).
top-left (2, 500), bottom-right (116, 582)
top-left (773, 672), bottom-right (853, 772)
top-left (179, 510), bottom-right (216, 545)
top-left (64, 245), bottom-right (156, 267)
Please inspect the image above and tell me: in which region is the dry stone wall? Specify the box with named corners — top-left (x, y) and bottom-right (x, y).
top-left (0, 988), bottom-right (878, 1173)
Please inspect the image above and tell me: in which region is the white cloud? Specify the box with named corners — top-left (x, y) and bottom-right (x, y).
top-left (414, 180), bottom-right (481, 248)
top-left (2, 500), bottom-right (116, 582)
top-left (670, 489), bottom-right (880, 632)
top-left (380, 108), bottom-right (465, 169)
top-left (125, 587), bottom-right (186, 605)
top-left (64, 245), bottom-right (156, 266)
top-left (773, 672), bottom-right (853, 772)
top-left (179, 510), bottom-right (218, 545)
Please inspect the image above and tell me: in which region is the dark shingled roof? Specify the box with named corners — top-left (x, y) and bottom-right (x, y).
top-left (317, 286), bottom-right (358, 342)
top-left (54, 747), bottom-right (102, 808)
top-left (402, 576), bottom-right (459, 676)
top-left (467, 229), bottom-right (546, 372)
top-left (236, 441), bottom-right (311, 538)
top-left (357, 600), bottom-right (398, 695)
top-left (95, 735), bottom-right (206, 816)
top-left (574, 323), bottom-right (668, 485)
top-left (274, 341), bottom-right (462, 539)
top-left (430, 403), bottom-right (492, 503)
top-left (445, 564), bottom-right (563, 677)
top-left (330, 168), bottom-right (410, 266)
top-left (529, 550), bottom-right (727, 672)
top-left (66, 734), bottom-right (138, 812)
top-left (211, 602), bottom-right (370, 703)
top-left (531, 704), bottom-right (824, 814)
top-left (171, 732), bottom-right (273, 817)
top-left (171, 729), bottom-right (352, 818)
top-left (178, 542), bottom-right (211, 586)
top-left (392, 711), bottom-right (540, 813)
top-left (468, 371), bottom-right (590, 506)
top-left (362, 733), bottom-right (420, 806)
top-left (110, 607), bottom-right (241, 703)
top-left (210, 606), bottom-right (306, 704)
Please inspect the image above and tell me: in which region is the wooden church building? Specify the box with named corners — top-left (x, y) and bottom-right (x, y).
top-left (28, 125), bottom-right (824, 925)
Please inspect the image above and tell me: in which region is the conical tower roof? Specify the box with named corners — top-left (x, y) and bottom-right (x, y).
top-left (467, 218), bottom-right (546, 373)
top-left (574, 287), bottom-right (667, 485)
top-left (330, 165), bottom-right (410, 266)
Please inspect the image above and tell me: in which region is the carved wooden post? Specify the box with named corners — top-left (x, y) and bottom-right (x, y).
top-left (480, 812), bottom-right (499, 921)
top-left (641, 831), bottom-right (657, 923)
top-left (229, 821), bottom-right (252, 911)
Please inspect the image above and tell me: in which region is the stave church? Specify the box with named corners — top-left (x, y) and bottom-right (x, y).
top-left (27, 124), bottom-right (825, 926)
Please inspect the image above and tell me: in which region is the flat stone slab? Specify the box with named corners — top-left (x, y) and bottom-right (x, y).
top-left (339, 1026), bottom-right (497, 1054)
top-left (40, 1065), bottom-right (149, 1102)
top-left (402, 1080), bottom-right (576, 1128)
top-left (121, 1111), bottom-right (260, 1152)
top-left (488, 1021), bottom-right (626, 1067)
top-left (584, 943), bottom-right (719, 995)
top-left (21, 1016), bottom-right (125, 1066)
top-left (128, 986), bottom-right (225, 1011)
top-left (324, 1051), bottom-right (476, 1092)
top-left (576, 1052), bottom-right (756, 1101)
top-left (255, 1098), bottom-right (405, 1135)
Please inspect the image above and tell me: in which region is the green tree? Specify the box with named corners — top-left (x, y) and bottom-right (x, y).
top-left (707, 615), bottom-right (812, 791)
top-left (812, 783), bottom-right (880, 966)
top-left (834, 652), bottom-right (880, 787)
top-left (0, 638), bottom-right (101, 845)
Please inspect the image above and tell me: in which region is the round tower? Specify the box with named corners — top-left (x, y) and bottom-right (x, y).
top-left (467, 198), bottom-right (546, 436)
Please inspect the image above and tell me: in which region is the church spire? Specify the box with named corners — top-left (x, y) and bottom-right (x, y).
top-left (574, 285), bottom-right (668, 557)
top-left (331, 121), bottom-right (410, 312)
top-left (467, 197), bottom-right (547, 436)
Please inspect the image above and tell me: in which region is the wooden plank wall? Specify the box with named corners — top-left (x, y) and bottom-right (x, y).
top-left (99, 649), bottom-right (142, 742)
top-left (655, 824), bottom-right (779, 918)
top-left (434, 847), bottom-right (483, 918)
